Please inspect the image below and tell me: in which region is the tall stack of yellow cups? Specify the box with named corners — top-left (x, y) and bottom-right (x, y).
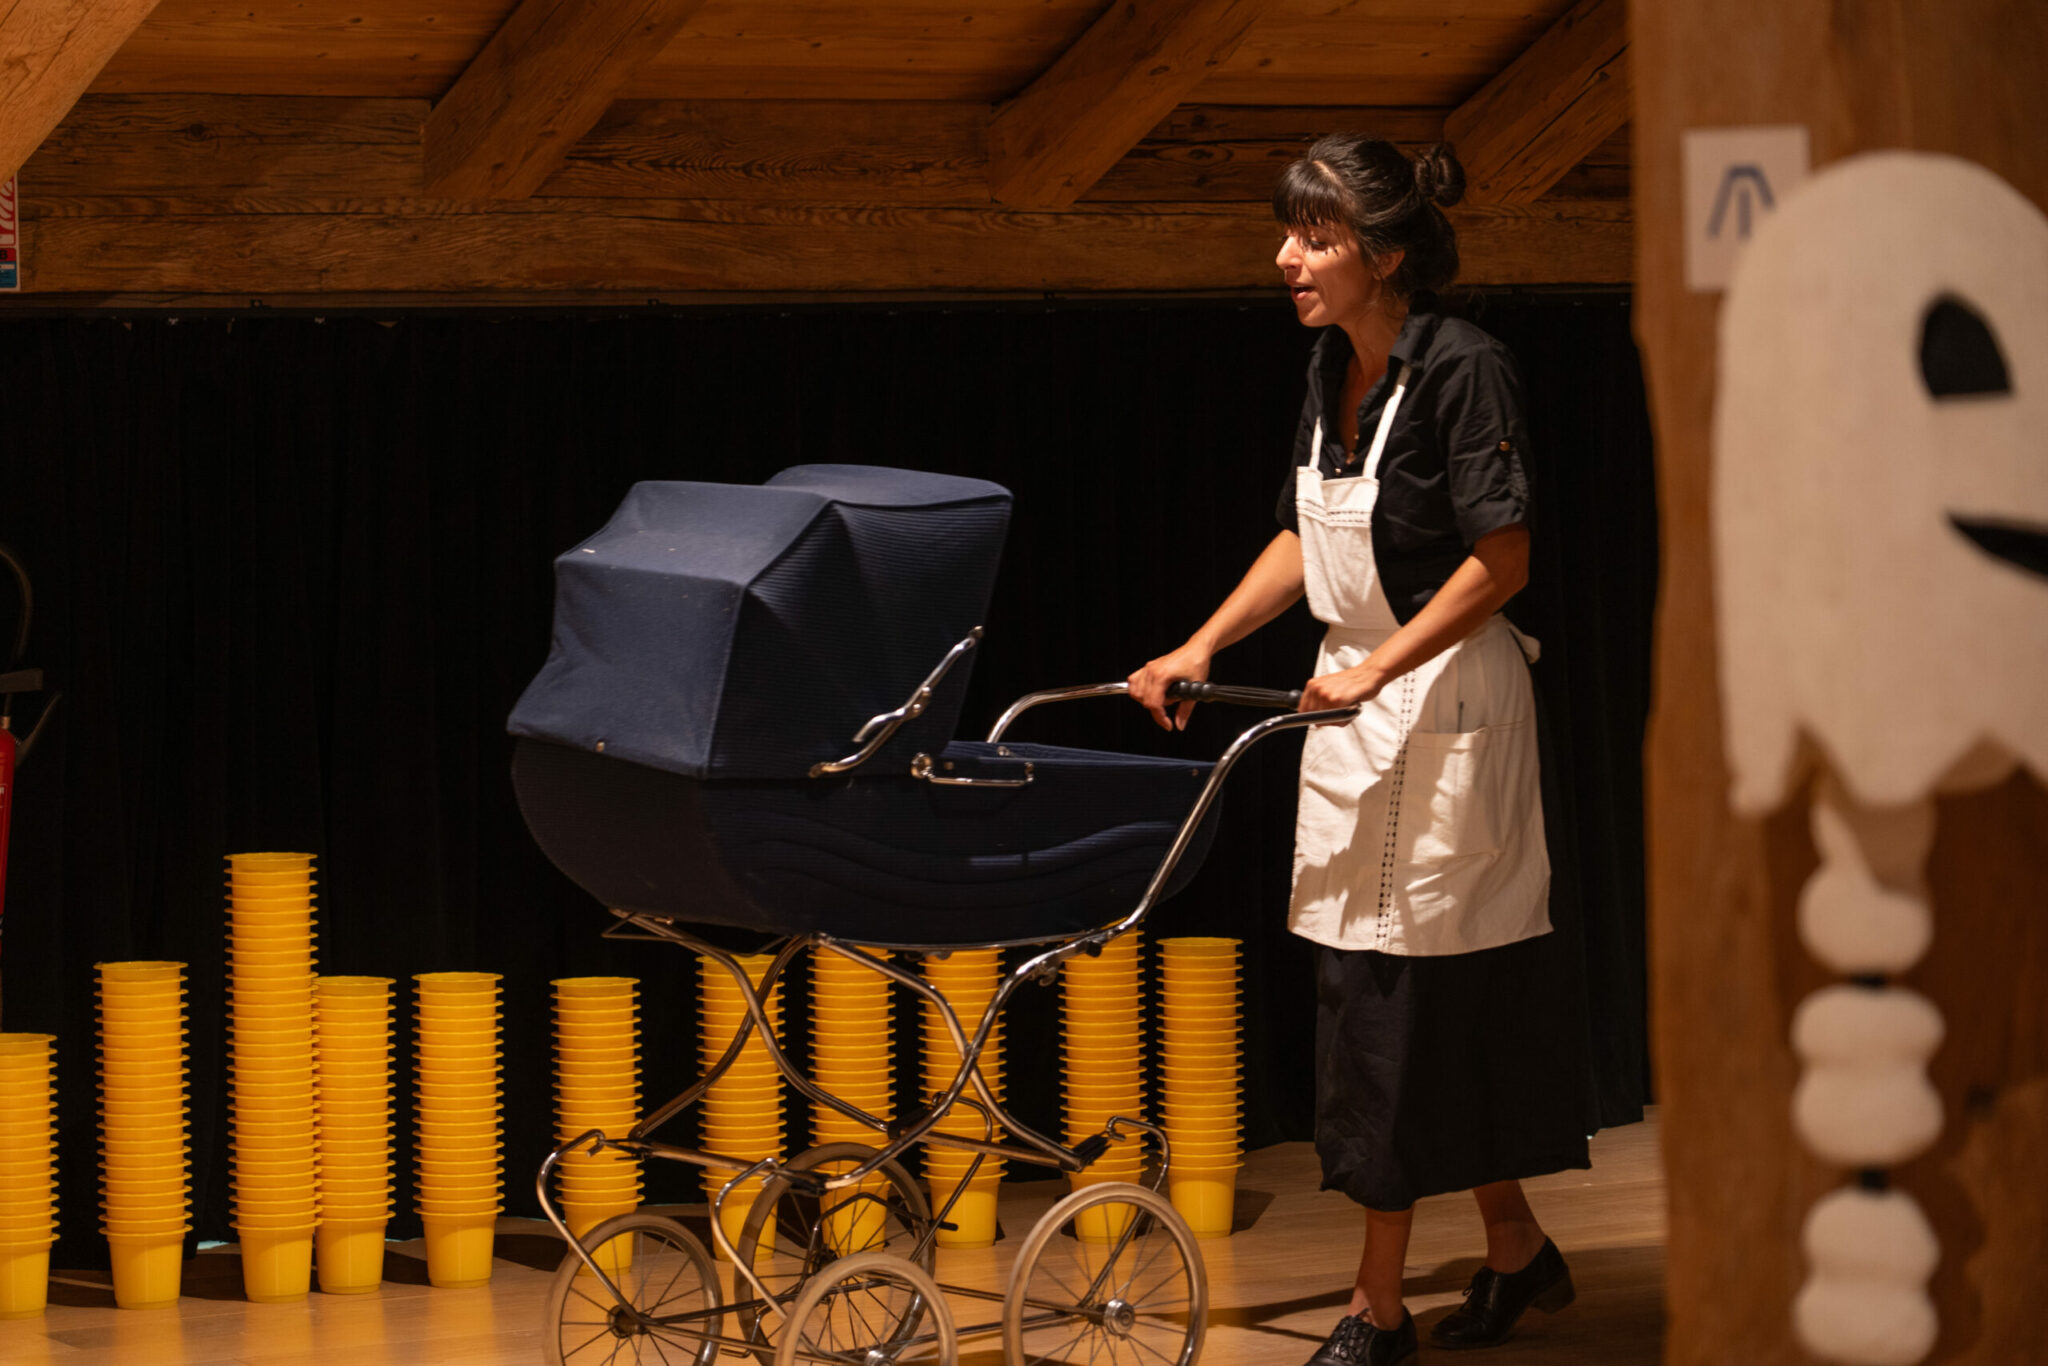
top-left (807, 947), bottom-right (894, 1256)
top-left (413, 972), bottom-right (503, 1288)
top-left (1157, 937), bottom-right (1244, 1238)
top-left (551, 977), bottom-right (643, 1275)
top-left (313, 976), bottom-right (395, 1294)
top-left (920, 949), bottom-right (1004, 1249)
top-left (0, 1033), bottom-right (59, 1318)
top-left (96, 964), bottom-right (191, 1310)
top-left (1060, 933), bottom-right (1146, 1243)
top-left (698, 953), bottom-right (783, 1262)
top-left (226, 853), bottom-right (321, 1303)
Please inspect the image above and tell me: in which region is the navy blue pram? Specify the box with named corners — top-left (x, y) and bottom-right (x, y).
top-left (508, 464), bottom-right (1220, 947)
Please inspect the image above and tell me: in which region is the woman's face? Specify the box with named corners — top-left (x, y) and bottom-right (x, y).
top-left (1275, 222), bottom-right (1391, 329)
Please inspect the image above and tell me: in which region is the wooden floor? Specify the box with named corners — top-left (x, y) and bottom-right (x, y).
top-left (3, 1112), bottom-right (1663, 1366)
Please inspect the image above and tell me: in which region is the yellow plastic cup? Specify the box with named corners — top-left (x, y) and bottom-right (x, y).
top-left (313, 1218), bottom-right (386, 1294)
top-left (551, 977), bottom-right (638, 995)
top-left (234, 1225), bottom-right (312, 1303)
top-left (560, 1204), bottom-right (638, 1277)
top-left (0, 1243), bottom-right (51, 1318)
top-left (1168, 1167), bottom-right (1241, 1238)
top-left (0, 1034), bottom-right (56, 1057)
top-left (415, 971), bottom-right (501, 992)
top-left (418, 1212), bottom-right (495, 1288)
top-left (1065, 1172), bottom-right (1147, 1244)
top-left (316, 976), bottom-right (392, 993)
top-left (96, 961), bottom-right (187, 982)
top-left (100, 1229), bottom-right (190, 1310)
top-left (926, 1176), bottom-right (999, 1249)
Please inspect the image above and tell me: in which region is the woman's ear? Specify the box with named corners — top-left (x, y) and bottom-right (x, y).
top-left (1375, 248), bottom-right (1407, 281)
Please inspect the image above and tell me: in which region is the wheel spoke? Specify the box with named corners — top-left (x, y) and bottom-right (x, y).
top-left (1125, 1329), bottom-right (1180, 1365)
top-left (1114, 1232), bottom-right (1172, 1302)
top-left (1029, 1317), bottom-right (1098, 1366)
top-left (563, 1323), bottom-right (617, 1361)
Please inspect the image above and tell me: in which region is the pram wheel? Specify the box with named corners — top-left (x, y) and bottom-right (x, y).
top-left (773, 1250), bottom-right (958, 1366)
top-left (1002, 1182), bottom-right (1207, 1366)
top-left (734, 1142), bottom-right (935, 1363)
top-left (542, 1212), bottom-right (724, 1366)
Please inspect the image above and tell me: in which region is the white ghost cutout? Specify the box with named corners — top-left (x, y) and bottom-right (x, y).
top-left (1715, 151), bottom-right (2048, 814)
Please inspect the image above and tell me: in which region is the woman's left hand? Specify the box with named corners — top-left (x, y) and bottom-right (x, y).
top-left (1298, 663), bottom-right (1386, 715)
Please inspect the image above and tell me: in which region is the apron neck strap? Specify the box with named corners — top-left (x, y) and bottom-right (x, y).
top-left (1362, 360), bottom-right (1414, 481)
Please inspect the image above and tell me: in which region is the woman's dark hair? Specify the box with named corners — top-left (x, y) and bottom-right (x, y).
top-left (1272, 134), bottom-right (1465, 297)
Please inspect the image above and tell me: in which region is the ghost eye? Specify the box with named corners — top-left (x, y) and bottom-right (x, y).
top-left (1919, 295), bottom-right (2011, 397)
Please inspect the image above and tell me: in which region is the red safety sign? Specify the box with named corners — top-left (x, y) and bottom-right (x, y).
top-left (0, 177), bottom-right (18, 291)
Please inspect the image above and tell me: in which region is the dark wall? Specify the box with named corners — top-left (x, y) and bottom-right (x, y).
top-left (0, 295), bottom-right (1652, 1263)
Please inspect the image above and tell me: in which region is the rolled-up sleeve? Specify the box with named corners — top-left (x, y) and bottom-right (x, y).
top-left (1436, 344), bottom-right (1533, 547)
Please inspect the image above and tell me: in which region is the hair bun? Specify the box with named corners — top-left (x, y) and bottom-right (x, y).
top-left (1414, 143), bottom-right (1466, 208)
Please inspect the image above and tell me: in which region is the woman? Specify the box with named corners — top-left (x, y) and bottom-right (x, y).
top-left (1128, 135), bottom-right (1589, 1365)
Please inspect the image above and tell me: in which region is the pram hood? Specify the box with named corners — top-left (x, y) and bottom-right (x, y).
top-left (507, 465), bottom-right (1011, 779)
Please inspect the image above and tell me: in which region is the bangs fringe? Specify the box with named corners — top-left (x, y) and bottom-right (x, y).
top-left (1271, 158), bottom-right (1355, 231)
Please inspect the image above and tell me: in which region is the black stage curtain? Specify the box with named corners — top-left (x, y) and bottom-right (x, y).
top-left (0, 296), bottom-right (1653, 1264)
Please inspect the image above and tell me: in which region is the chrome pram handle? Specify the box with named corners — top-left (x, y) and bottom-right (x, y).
top-left (985, 677), bottom-right (1304, 742)
top-left (810, 627), bottom-right (983, 778)
top-left (911, 750), bottom-right (1034, 788)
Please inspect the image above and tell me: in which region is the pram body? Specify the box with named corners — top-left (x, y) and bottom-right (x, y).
top-left (509, 466), bottom-right (1356, 1366)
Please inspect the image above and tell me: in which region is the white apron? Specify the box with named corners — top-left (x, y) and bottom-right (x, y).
top-left (1288, 363), bottom-right (1552, 955)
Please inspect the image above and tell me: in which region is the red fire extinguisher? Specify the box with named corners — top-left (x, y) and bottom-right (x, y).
top-left (1, 542), bottom-right (60, 1015)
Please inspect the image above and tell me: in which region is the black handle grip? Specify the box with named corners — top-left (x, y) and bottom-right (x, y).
top-left (1165, 680), bottom-right (1303, 709)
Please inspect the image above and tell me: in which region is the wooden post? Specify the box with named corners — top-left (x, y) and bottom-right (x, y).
top-left (1631, 2), bottom-right (2048, 1363)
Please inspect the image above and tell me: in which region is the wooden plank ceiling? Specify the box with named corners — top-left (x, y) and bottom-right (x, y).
top-left (6, 0), bottom-right (1632, 303)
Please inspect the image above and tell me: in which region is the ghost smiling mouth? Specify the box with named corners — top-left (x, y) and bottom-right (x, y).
top-left (1949, 515), bottom-right (2048, 580)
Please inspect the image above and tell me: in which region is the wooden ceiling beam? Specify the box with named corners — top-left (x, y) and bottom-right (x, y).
top-left (1444, 0), bottom-right (1630, 206)
top-left (986, 0), bottom-right (1280, 209)
top-left (0, 0), bottom-right (165, 186)
top-left (8, 196), bottom-right (1631, 295)
top-left (422, 0), bottom-right (710, 200)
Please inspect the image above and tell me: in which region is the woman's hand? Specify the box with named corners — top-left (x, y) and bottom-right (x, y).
top-left (1128, 642), bottom-right (1214, 731)
top-left (1298, 662), bottom-right (1386, 717)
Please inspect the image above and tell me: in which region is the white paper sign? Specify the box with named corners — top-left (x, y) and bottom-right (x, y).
top-left (1684, 126), bottom-right (1810, 292)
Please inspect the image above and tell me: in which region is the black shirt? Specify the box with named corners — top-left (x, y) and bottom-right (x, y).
top-left (1276, 307), bottom-right (1533, 625)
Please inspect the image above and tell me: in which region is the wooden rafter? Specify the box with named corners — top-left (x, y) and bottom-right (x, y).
top-left (986, 0), bottom-right (1279, 209)
top-left (9, 197), bottom-right (1630, 296)
top-left (0, 0), bottom-right (165, 186)
top-left (1444, 0), bottom-right (1629, 205)
top-left (422, 0), bottom-right (710, 200)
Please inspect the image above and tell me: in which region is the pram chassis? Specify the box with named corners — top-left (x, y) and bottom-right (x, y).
top-left (534, 646), bottom-right (1358, 1366)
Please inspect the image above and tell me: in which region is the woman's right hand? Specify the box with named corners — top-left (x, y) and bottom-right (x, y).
top-left (1128, 642), bottom-right (1214, 732)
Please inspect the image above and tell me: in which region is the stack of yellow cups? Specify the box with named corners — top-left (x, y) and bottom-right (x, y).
top-left (226, 852), bottom-right (320, 1303)
top-left (0, 1034), bottom-right (59, 1318)
top-left (920, 949), bottom-right (1004, 1249)
top-left (1060, 933), bottom-right (1145, 1242)
top-left (807, 947), bottom-right (894, 1255)
top-left (551, 977), bottom-right (643, 1273)
top-left (96, 964), bottom-right (191, 1309)
top-left (1157, 937), bottom-right (1244, 1238)
top-left (698, 954), bottom-right (783, 1262)
top-left (313, 976), bottom-right (395, 1294)
top-left (413, 972), bottom-right (503, 1289)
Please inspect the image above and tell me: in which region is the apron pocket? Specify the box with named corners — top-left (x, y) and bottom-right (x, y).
top-left (1392, 720), bottom-right (1533, 865)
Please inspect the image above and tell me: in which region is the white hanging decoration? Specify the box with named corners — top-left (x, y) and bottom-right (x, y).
top-left (1795, 1188), bottom-right (1942, 1366)
top-left (1790, 982), bottom-right (1944, 1167)
top-left (1714, 152), bottom-right (2048, 1366)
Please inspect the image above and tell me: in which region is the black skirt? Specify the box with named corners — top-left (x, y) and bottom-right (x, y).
top-left (1313, 930), bottom-right (1593, 1211)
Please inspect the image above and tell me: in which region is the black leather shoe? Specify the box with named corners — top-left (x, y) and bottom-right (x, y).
top-left (1429, 1238), bottom-right (1574, 1350)
top-left (1303, 1310), bottom-right (1418, 1366)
